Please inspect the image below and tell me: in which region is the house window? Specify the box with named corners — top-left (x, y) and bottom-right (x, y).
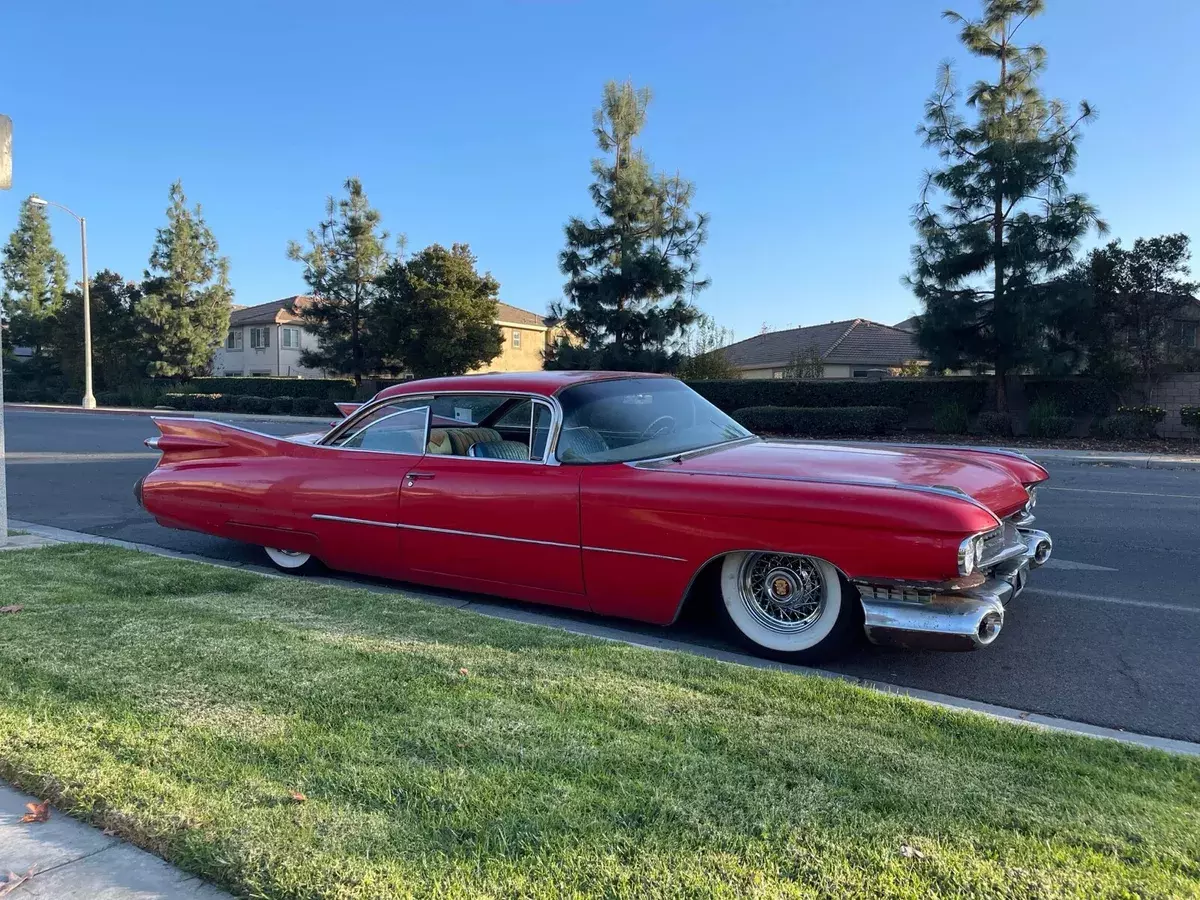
top-left (282, 326), bottom-right (300, 349)
top-left (225, 331), bottom-right (243, 351)
top-left (1180, 322), bottom-right (1199, 349)
top-left (250, 327), bottom-right (271, 349)
top-left (512, 329), bottom-right (522, 349)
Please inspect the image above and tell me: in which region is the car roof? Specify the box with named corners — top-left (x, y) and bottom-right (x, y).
top-left (375, 370), bottom-right (673, 401)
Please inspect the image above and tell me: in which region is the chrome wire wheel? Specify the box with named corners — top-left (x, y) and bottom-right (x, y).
top-left (719, 552), bottom-right (845, 656)
top-left (737, 553), bottom-right (827, 634)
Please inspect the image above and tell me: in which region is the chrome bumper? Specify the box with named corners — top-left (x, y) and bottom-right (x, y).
top-left (856, 526), bottom-right (1051, 651)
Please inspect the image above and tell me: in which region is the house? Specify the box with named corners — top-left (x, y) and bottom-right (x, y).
top-left (473, 302), bottom-right (557, 373)
top-left (211, 297), bottom-right (557, 378)
top-left (719, 318), bottom-right (926, 379)
top-left (212, 296), bottom-right (324, 378)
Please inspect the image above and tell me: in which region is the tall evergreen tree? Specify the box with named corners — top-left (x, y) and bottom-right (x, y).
top-left (54, 270), bottom-right (144, 390)
top-left (549, 81), bottom-right (709, 372)
top-left (0, 197), bottom-right (68, 355)
top-left (907, 0), bottom-right (1105, 409)
top-left (372, 243), bottom-right (503, 379)
top-left (138, 181), bottom-right (233, 377)
top-left (288, 178), bottom-right (391, 386)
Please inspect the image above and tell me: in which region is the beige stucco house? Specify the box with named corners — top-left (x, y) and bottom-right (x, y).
top-left (213, 297), bottom-right (324, 378)
top-left (720, 318), bottom-right (927, 379)
top-left (212, 297), bottom-right (555, 377)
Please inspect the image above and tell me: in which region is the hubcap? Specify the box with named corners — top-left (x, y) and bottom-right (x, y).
top-left (738, 553), bottom-right (827, 634)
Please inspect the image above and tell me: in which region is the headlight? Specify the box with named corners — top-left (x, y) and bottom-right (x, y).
top-left (958, 533), bottom-right (986, 576)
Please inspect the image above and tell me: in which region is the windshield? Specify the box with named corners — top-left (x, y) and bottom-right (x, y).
top-left (556, 378), bottom-right (752, 464)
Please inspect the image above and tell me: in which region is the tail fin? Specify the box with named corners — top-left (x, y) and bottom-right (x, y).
top-left (146, 417), bottom-right (291, 465)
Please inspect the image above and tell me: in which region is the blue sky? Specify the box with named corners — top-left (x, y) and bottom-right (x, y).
top-left (3, 0), bottom-right (1197, 340)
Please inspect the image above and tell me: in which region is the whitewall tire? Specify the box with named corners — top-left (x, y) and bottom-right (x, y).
top-left (717, 552), bottom-right (860, 662)
top-left (264, 547), bottom-right (318, 573)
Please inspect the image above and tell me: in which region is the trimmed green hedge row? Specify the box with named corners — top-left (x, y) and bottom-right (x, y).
top-left (170, 377), bottom-right (355, 400)
top-left (159, 393), bottom-right (339, 418)
top-left (732, 406), bottom-right (906, 437)
top-left (689, 376), bottom-right (1112, 418)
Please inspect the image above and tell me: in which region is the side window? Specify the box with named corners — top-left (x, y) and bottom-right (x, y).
top-left (324, 399), bottom-right (430, 453)
top-left (424, 394), bottom-right (552, 461)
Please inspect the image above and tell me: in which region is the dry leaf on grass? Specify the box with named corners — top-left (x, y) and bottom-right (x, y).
top-left (458, 668), bottom-right (469, 676)
top-left (0, 606), bottom-right (23, 614)
top-left (20, 801), bottom-right (50, 823)
top-left (289, 791), bottom-right (307, 803)
top-left (899, 844), bottom-right (925, 860)
top-left (0, 870), bottom-right (33, 897)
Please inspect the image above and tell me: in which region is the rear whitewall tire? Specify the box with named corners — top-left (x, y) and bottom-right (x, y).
top-left (264, 547), bottom-right (318, 573)
top-left (717, 552), bottom-right (860, 662)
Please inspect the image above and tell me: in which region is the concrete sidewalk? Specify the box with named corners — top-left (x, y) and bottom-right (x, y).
top-left (0, 784), bottom-right (230, 899)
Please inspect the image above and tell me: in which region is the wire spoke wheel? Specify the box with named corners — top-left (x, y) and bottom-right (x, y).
top-left (738, 553), bottom-right (827, 633)
top-left (719, 551), bottom-right (853, 660)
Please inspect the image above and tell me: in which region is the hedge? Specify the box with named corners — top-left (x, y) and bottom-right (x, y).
top-left (732, 406), bottom-right (906, 437)
top-left (689, 376), bottom-right (1113, 418)
top-left (170, 377), bottom-right (354, 400)
top-left (1182, 407), bottom-right (1200, 431)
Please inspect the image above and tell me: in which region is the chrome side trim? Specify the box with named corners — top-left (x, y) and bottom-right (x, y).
top-left (582, 546), bottom-right (687, 563)
top-left (311, 513), bottom-right (399, 529)
top-left (310, 514), bottom-right (687, 561)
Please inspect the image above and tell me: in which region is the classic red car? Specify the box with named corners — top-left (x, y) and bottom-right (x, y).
top-left (137, 371), bottom-right (1052, 662)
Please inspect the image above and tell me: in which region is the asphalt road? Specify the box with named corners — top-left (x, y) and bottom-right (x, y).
top-left (5, 407), bottom-right (1199, 742)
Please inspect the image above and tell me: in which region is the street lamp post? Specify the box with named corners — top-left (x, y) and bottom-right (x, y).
top-left (29, 196), bottom-right (95, 409)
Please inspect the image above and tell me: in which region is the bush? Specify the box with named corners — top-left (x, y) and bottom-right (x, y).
top-left (174, 377), bottom-right (354, 400)
top-left (1097, 414), bottom-right (1144, 439)
top-left (269, 396), bottom-right (296, 415)
top-left (692, 378), bottom-right (988, 417)
top-left (931, 402), bottom-right (970, 435)
top-left (976, 411), bottom-right (1013, 437)
top-left (96, 390), bottom-right (132, 407)
top-left (161, 392), bottom-right (232, 412)
top-left (1027, 398), bottom-right (1075, 440)
top-left (732, 406), bottom-right (906, 437)
top-left (292, 396), bottom-right (328, 417)
top-left (232, 395), bottom-right (273, 415)
top-left (1117, 405), bottom-right (1165, 424)
top-left (58, 390), bottom-right (80, 405)
top-left (1023, 378), bottom-right (1111, 416)
top-left (1182, 406), bottom-right (1200, 432)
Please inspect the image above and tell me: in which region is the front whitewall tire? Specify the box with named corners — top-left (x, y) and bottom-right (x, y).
top-left (718, 552), bottom-right (858, 661)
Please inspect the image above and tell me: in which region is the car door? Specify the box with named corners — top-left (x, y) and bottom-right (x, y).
top-left (288, 400), bottom-right (430, 579)
top-left (396, 394), bottom-right (587, 605)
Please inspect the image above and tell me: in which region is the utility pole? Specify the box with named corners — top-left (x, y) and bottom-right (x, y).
top-left (0, 114), bottom-right (12, 547)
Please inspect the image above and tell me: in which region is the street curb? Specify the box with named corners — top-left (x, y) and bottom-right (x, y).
top-left (1025, 452), bottom-right (1200, 471)
top-left (4, 403), bottom-right (332, 425)
top-left (11, 519), bottom-right (1200, 759)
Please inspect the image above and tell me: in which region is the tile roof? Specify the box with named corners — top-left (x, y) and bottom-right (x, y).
top-left (495, 302), bottom-right (549, 328)
top-left (229, 296), bottom-right (312, 326)
top-left (720, 318), bottom-right (923, 369)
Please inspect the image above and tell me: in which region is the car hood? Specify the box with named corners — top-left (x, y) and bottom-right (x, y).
top-left (650, 439), bottom-right (1029, 518)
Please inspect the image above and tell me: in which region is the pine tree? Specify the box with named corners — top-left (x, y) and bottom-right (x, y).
top-left (372, 243), bottom-right (504, 379)
top-left (907, 0), bottom-right (1105, 409)
top-left (54, 270), bottom-right (144, 390)
top-left (0, 197), bottom-right (68, 355)
top-left (288, 178), bottom-right (391, 386)
top-left (138, 181), bottom-right (233, 377)
top-left (549, 81), bottom-right (709, 372)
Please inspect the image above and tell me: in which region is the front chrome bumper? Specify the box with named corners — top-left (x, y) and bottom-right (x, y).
top-left (856, 526), bottom-right (1052, 651)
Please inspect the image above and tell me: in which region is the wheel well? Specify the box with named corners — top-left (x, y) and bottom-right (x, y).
top-left (672, 550), bottom-right (858, 626)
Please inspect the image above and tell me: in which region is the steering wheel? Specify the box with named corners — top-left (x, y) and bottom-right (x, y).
top-left (639, 415), bottom-right (676, 440)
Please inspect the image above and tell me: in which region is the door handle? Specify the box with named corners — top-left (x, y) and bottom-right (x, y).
top-left (405, 472), bottom-right (435, 487)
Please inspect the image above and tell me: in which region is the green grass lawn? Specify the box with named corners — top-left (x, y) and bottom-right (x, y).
top-left (0, 545), bottom-right (1197, 899)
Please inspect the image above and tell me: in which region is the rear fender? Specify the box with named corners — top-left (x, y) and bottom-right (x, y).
top-left (147, 417), bottom-right (295, 466)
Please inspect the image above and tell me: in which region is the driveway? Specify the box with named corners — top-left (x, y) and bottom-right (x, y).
top-left (5, 406), bottom-right (1199, 741)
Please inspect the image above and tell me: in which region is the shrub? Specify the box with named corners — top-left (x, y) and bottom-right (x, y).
top-left (161, 392), bottom-right (232, 412)
top-left (232, 395), bottom-right (273, 415)
top-left (1117, 405), bottom-right (1165, 424)
top-left (1182, 406), bottom-right (1200, 432)
top-left (293, 396), bottom-right (328, 417)
top-left (1096, 413), bottom-right (1144, 439)
top-left (269, 396), bottom-right (296, 416)
top-left (692, 378), bottom-right (988, 417)
top-left (976, 411), bottom-right (1013, 437)
top-left (174, 377), bottom-right (354, 400)
top-left (1027, 398), bottom-right (1075, 440)
top-left (732, 406), bottom-right (906, 437)
top-left (58, 390), bottom-right (80, 405)
top-left (1023, 378), bottom-right (1111, 416)
top-left (931, 402), bottom-right (970, 435)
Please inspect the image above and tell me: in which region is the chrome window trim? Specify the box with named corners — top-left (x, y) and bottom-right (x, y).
top-left (321, 390), bottom-right (565, 465)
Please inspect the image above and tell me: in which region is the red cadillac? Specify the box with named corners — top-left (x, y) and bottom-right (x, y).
top-left (137, 371), bottom-right (1052, 662)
